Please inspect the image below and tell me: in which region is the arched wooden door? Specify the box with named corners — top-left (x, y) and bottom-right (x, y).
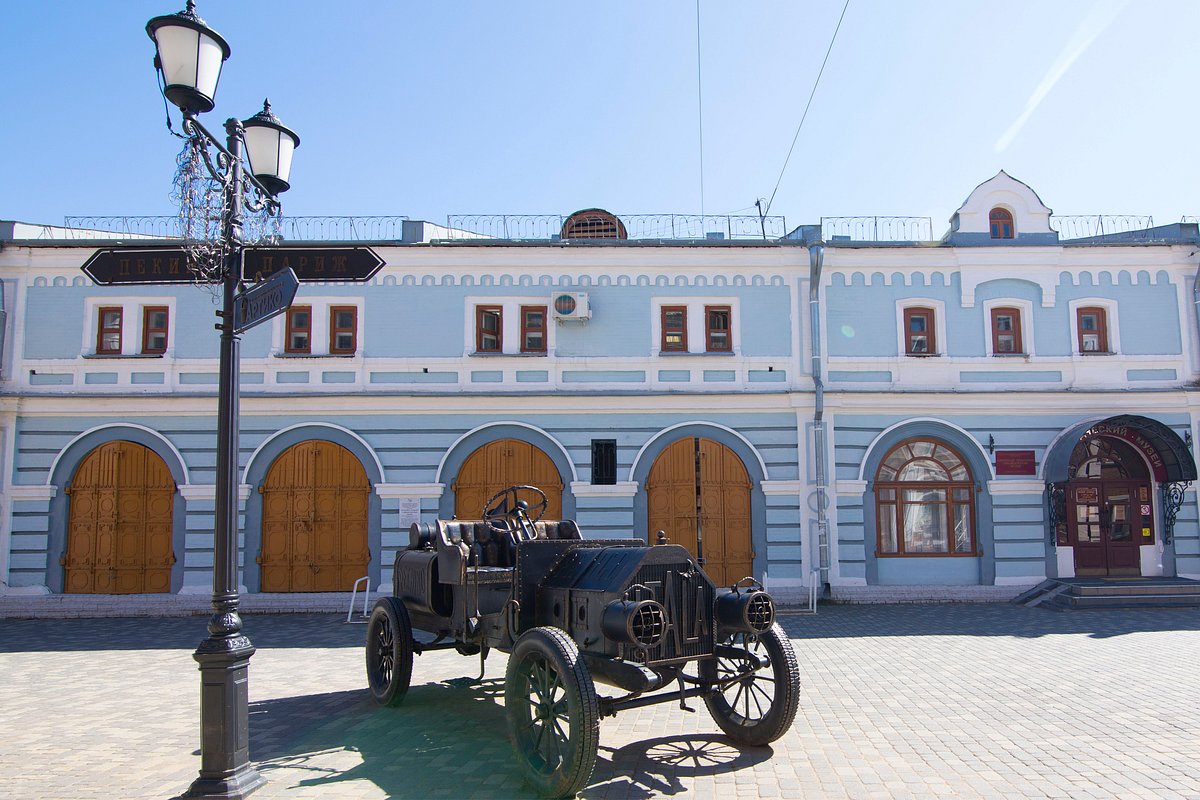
top-left (453, 439), bottom-right (564, 521)
top-left (259, 440), bottom-right (370, 592)
top-left (64, 441), bottom-right (175, 594)
top-left (647, 437), bottom-right (753, 586)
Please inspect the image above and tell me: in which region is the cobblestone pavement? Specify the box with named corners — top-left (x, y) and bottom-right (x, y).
top-left (2, 604), bottom-right (1199, 800)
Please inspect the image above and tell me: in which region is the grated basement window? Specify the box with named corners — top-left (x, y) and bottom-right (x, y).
top-left (591, 440), bottom-right (617, 485)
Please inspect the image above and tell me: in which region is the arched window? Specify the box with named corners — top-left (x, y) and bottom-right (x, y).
top-left (989, 208), bottom-right (1014, 239)
top-left (875, 439), bottom-right (976, 556)
top-left (561, 208), bottom-right (628, 240)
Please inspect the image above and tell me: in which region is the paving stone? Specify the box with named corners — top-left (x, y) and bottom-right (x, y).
top-left (1, 604), bottom-right (1198, 798)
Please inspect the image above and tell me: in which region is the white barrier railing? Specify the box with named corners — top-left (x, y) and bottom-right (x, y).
top-left (347, 576), bottom-right (371, 623)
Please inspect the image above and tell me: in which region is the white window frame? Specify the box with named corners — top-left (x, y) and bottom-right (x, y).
top-left (651, 297), bottom-right (740, 355)
top-left (981, 298), bottom-right (1034, 357)
top-left (272, 296), bottom-right (364, 357)
top-left (894, 298), bottom-right (947, 357)
top-left (83, 297), bottom-right (177, 357)
top-left (1067, 297), bottom-right (1120, 356)
top-left (464, 296), bottom-right (557, 356)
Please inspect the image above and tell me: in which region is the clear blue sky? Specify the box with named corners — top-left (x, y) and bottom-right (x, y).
top-left (2, 0), bottom-right (1197, 235)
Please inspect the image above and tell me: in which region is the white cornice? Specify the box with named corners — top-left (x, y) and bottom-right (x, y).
top-left (6, 485), bottom-right (57, 500)
top-left (760, 480), bottom-right (803, 496)
top-left (987, 480), bottom-right (1046, 495)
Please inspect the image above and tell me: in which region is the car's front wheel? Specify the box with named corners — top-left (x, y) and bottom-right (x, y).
top-left (701, 623), bottom-right (800, 745)
top-left (504, 627), bottom-right (599, 798)
top-left (365, 597), bottom-right (414, 707)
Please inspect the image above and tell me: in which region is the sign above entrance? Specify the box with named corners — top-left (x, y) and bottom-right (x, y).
top-left (995, 450), bottom-right (1036, 476)
top-left (1081, 422), bottom-right (1167, 482)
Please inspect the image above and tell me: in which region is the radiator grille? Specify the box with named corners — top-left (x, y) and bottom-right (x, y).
top-left (621, 561), bottom-right (714, 666)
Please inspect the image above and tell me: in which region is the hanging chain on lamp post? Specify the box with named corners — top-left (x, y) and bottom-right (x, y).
top-left (146, 3), bottom-right (299, 798)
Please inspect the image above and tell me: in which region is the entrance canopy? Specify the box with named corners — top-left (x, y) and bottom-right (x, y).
top-left (1044, 415), bottom-right (1197, 484)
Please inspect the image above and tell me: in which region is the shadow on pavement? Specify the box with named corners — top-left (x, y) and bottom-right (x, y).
top-left (0, 613), bottom-right (361, 653)
top-left (778, 603), bottom-right (1200, 640)
top-left (3, 604), bottom-right (1199, 654)
top-left (248, 680), bottom-right (769, 799)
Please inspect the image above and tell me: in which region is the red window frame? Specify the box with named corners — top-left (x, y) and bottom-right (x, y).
top-left (141, 306), bottom-right (169, 354)
top-left (989, 208), bottom-right (1014, 239)
top-left (520, 305), bottom-right (547, 353)
top-left (661, 306), bottom-right (688, 352)
top-left (1076, 306), bottom-right (1109, 353)
top-left (476, 306), bottom-right (502, 353)
top-left (989, 306), bottom-right (1022, 354)
top-left (96, 306), bottom-right (123, 354)
top-left (329, 306), bottom-right (358, 355)
top-left (903, 308), bottom-right (935, 355)
top-left (285, 306), bottom-right (312, 354)
top-left (705, 305), bottom-right (731, 352)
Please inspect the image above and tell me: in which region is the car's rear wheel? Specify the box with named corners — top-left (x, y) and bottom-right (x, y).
top-left (702, 623), bottom-right (800, 745)
top-left (365, 597), bottom-right (414, 707)
top-left (504, 627), bottom-right (599, 798)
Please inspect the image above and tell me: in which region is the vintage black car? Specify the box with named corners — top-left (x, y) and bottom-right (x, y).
top-left (365, 485), bottom-right (800, 798)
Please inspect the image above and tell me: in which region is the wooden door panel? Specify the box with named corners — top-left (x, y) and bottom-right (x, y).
top-left (261, 440), bottom-right (370, 592)
top-left (66, 441), bottom-right (175, 594)
top-left (454, 439), bottom-right (564, 521)
top-left (648, 438), bottom-right (754, 586)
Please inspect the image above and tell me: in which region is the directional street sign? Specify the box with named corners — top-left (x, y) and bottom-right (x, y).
top-left (232, 267), bottom-right (300, 335)
top-left (81, 246), bottom-right (385, 285)
top-left (81, 248), bottom-right (191, 285)
top-left (242, 246), bottom-right (384, 283)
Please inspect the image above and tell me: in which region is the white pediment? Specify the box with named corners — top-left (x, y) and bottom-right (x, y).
top-left (950, 171), bottom-right (1054, 235)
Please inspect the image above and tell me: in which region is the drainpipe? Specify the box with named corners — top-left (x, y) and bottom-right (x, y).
top-left (809, 243), bottom-right (831, 597)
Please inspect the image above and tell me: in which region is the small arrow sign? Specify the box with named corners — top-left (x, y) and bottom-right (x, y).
top-left (232, 267), bottom-right (300, 335)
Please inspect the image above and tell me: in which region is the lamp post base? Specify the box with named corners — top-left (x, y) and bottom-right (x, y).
top-left (183, 622), bottom-right (264, 800)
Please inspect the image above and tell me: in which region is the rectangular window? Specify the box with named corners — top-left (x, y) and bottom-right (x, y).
top-left (477, 306), bottom-right (502, 352)
top-left (1077, 307), bottom-right (1108, 353)
top-left (141, 306), bottom-right (169, 354)
top-left (97, 307), bottom-right (123, 354)
top-left (285, 306), bottom-right (312, 354)
top-left (661, 306), bottom-right (688, 352)
top-left (591, 439), bottom-right (617, 485)
top-left (903, 308), bottom-right (935, 355)
top-left (520, 305), bottom-right (547, 353)
top-left (705, 305), bottom-right (731, 352)
top-left (329, 306), bottom-right (357, 354)
top-left (990, 307), bottom-right (1022, 354)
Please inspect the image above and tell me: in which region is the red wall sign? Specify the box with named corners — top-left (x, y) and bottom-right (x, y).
top-left (995, 450), bottom-right (1037, 476)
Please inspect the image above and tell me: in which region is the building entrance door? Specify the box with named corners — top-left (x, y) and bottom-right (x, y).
top-left (1069, 481), bottom-right (1150, 576)
top-left (259, 440), bottom-right (370, 592)
top-left (646, 437), bottom-right (753, 586)
top-left (1066, 435), bottom-right (1154, 577)
top-left (453, 439), bottom-right (563, 521)
top-left (64, 441), bottom-right (176, 594)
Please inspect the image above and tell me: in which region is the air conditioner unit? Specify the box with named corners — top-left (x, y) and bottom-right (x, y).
top-left (551, 292), bottom-right (590, 320)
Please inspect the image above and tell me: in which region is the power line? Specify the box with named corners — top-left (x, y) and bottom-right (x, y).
top-left (765, 0), bottom-right (851, 216)
top-left (696, 0), bottom-right (706, 218)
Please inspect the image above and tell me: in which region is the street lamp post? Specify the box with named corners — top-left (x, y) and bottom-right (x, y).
top-left (146, 4), bottom-right (299, 798)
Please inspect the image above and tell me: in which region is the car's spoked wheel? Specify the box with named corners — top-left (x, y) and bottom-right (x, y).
top-left (365, 597), bottom-right (413, 707)
top-left (702, 623), bottom-right (799, 746)
top-left (505, 627), bottom-right (599, 798)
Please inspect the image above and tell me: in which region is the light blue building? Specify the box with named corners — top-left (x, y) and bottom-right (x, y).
top-left (1, 174), bottom-right (1196, 604)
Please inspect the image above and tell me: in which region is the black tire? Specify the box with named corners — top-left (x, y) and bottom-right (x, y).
top-left (365, 597), bottom-right (414, 707)
top-left (504, 627), bottom-right (600, 798)
top-left (702, 623), bottom-right (800, 746)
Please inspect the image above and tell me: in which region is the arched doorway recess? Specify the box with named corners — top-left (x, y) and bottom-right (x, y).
top-left (646, 437), bottom-right (752, 586)
top-left (64, 440), bottom-right (176, 594)
top-left (452, 439), bottom-right (563, 520)
top-left (259, 440), bottom-right (370, 592)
